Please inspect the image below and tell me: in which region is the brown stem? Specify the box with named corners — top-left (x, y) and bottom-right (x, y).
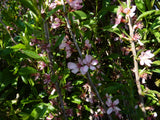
top-left (43, 21), bottom-right (67, 120)
top-left (60, 0), bottom-right (112, 119)
top-left (128, 16), bottom-right (146, 116)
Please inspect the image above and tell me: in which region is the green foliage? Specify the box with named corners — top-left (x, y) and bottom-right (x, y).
top-left (1, 0), bottom-right (160, 119)
top-left (135, 0), bottom-right (146, 12)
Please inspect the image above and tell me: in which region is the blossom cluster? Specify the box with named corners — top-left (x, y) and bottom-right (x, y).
top-left (68, 55), bottom-right (99, 75)
top-left (113, 5), bottom-right (154, 67)
top-left (59, 36), bottom-right (74, 58)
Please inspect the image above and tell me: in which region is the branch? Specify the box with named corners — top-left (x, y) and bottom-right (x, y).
top-left (43, 20), bottom-right (67, 120)
top-left (0, 16), bottom-right (17, 44)
top-left (128, 15), bottom-right (146, 117)
top-left (60, 0), bottom-right (112, 119)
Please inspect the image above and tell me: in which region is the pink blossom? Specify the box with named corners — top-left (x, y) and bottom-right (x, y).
top-left (31, 73), bottom-right (40, 81)
top-left (132, 33), bottom-right (144, 46)
top-left (49, 3), bottom-right (57, 9)
top-left (64, 82), bottom-right (73, 92)
top-left (66, 0), bottom-right (83, 10)
top-left (139, 50), bottom-right (154, 67)
top-left (112, 15), bottom-right (122, 28)
top-left (68, 55), bottom-right (98, 75)
top-left (59, 38), bottom-right (73, 58)
top-left (46, 113), bottom-right (53, 120)
top-left (68, 62), bottom-right (79, 74)
top-left (140, 73), bottom-right (148, 84)
top-left (80, 65), bottom-right (89, 75)
top-left (123, 6), bottom-right (136, 17)
top-left (37, 61), bottom-right (46, 70)
top-left (106, 99), bottom-right (121, 115)
top-left (85, 40), bottom-right (91, 49)
top-left (106, 93), bottom-right (113, 100)
top-left (51, 18), bottom-right (61, 29)
top-left (43, 73), bottom-right (51, 84)
top-left (83, 55), bottom-right (98, 70)
top-left (117, 6), bottom-right (123, 16)
top-left (133, 21), bottom-right (143, 30)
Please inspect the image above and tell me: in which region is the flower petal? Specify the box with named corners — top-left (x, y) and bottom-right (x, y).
top-left (80, 65), bottom-right (88, 75)
top-left (113, 99), bottom-right (119, 105)
top-left (91, 60), bottom-right (98, 65)
top-left (106, 98), bottom-right (112, 107)
top-left (107, 107), bottom-right (113, 115)
top-left (68, 62), bottom-right (77, 69)
top-left (90, 65), bottom-right (96, 70)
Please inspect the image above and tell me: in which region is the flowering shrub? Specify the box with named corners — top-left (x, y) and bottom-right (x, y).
top-left (0, 0), bottom-right (160, 119)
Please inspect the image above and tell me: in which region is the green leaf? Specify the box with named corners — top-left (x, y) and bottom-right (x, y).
top-left (152, 69), bottom-right (160, 73)
top-left (137, 10), bottom-right (156, 20)
top-left (19, 66), bottom-right (37, 76)
top-left (103, 26), bottom-right (121, 36)
top-left (155, 79), bottom-right (160, 87)
top-left (21, 76), bottom-right (28, 84)
top-left (53, 33), bottom-right (65, 49)
top-left (72, 96), bottom-right (81, 104)
top-left (30, 103), bottom-right (48, 119)
top-left (84, 105), bottom-right (91, 112)
top-left (151, 30), bottom-right (160, 42)
top-left (153, 48), bottom-right (160, 56)
top-left (19, 0), bottom-right (39, 16)
top-left (152, 61), bottom-right (160, 65)
top-left (22, 50), bottom-right (42, 60)
top-left (69, 10), bottom-right (87, 20)
top-left (150, 16), bottom-right (160, 29)
top-left (11, 43), bottom-right (26, 51)
top-left (135, 0), bottom-right (146, 12)
top-left (145, 0), bottom-right (151, 10)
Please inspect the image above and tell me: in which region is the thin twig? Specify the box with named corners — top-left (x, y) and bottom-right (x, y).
top-left (60, 0), bottom-right (112, 119)
top-left (43, 20), bottom-right (67, 120)
top-left (0, 16), bottom-right (17, 44)
top-left (127, 10), bottom-right (146, 117)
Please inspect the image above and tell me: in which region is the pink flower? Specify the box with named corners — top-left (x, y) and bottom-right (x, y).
top-left (112, 15), bottom-right (122, 28)
top-left (59, 38), bottom-right (73, 58)
top-left (85, 40), bottom-right (91, 49)
top-left (140, 73), bottom-right (148, 84)
top-left (46, 113), bottom-right (53, 120)
top-left (68, 55), bottom-right (98, 75)
top-left (31, 73), bottom-right (40, 81)
top-left (83, 55), bottom-right (98, 70)
top-left (37, 61), bottom-right (46, 70)
top-left (106, 99), bottom-right (121, 115)
top-left (132, 33), bottom-right (144, 46)
top-left (133, 21), bottom-right (143, 30)
top-left (68, 62), bottom-right (79, 74)
top-left (139, 50), bottom-right (154, 67)
top-left (106, 93), bottom-right (113, 100)
top-left (43, 73), bottom-right (51, 84)
top-left (51, 18), bottom-right (61, 29)
top-left (117, 6), bottom-right (123, 16)
top-left (64, 82), bottom-right (73, 92)
top-left (49, 3), bottom-right (57, 9)
top-left (80, 65), bottom-right (89, 75)
top-left (123, 6), bottom-right (136, 17)
top-left (66, 0), bottom-right (83, 10)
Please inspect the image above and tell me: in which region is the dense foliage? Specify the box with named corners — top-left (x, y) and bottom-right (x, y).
top-left (0, 0), bottom-right (160, 119)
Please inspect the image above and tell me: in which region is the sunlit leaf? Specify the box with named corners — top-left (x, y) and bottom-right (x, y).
top-left (68, 10), bottom-right (87, 20)
top-left (22, 50), bottom-right (42, 60)
top-left (135, 0), bottom-right (146, 12)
